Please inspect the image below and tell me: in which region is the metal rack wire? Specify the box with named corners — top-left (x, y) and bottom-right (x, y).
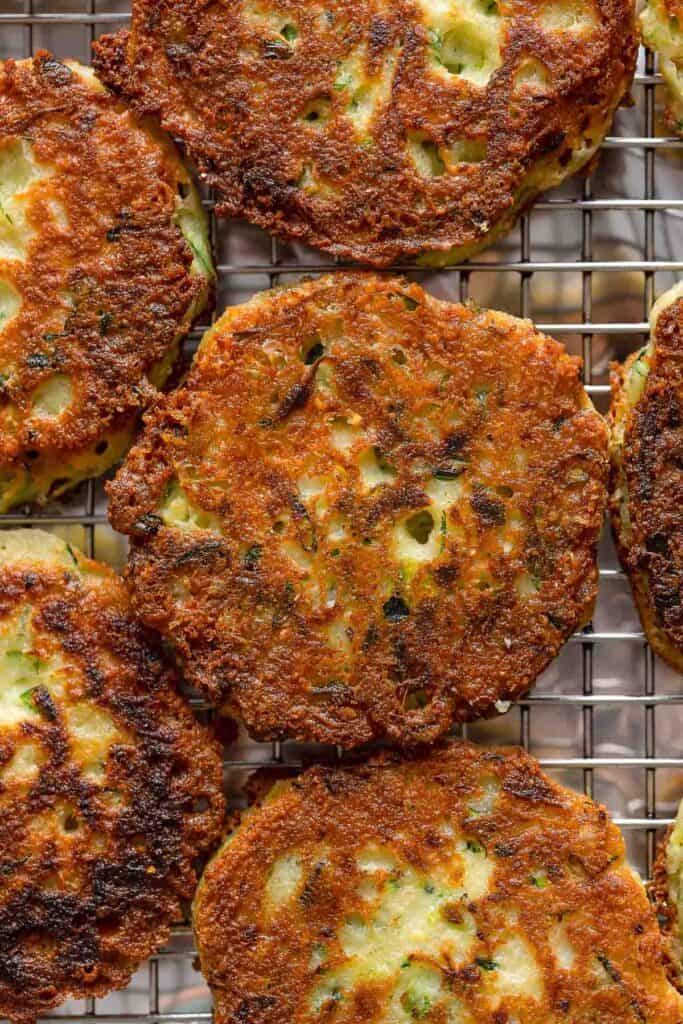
top-left (1, 1), bottom-right (683, 1018)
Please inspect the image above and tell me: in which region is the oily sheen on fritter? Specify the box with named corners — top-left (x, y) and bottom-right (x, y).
top-left (0, 529), bottom-right (225, 1023)
top-left (193, 742), bottom-right (683, 1024)
top-left (0, 53), bottom-right (213, 512)
top-left (108, 273), bottom-right (608, 748)
top-left (93, 0), bottom-right (637, 265)
top-left (609, 281), bottom-right (683, 673)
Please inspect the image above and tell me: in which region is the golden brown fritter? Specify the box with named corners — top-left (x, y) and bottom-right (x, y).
top-left (650, 820), bottom-right (683, 994)
top-left (193, 742), bottom-right (683, 1024)
top-left (92, 0), bottom-right (637, 267)
top-left (609, 281), bottom-right (683, 673)
top-left (108, 273), bottom-right (608, 748)
top-left (0, 53), bottom-right (213, 512)
top-left (641, 0), bottom-right (683, 134)
top-left (0, 529), bottom-right (225, 1024)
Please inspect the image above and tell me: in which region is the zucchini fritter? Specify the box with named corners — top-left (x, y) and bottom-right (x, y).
top-left (609, 281), bottom-right (683, 672)
top-left (193, 742), bottom-right (683, 1024)
top-left (651, 800), bottom-right (683, 992)
top-left (0, 529), bottom-right (225, 1023)
top-left (108, 273), bottom-right (608, 748)
top-left (92, 0), bottom-right (637, 267)
top-left (0, 53), bottom-right (214, 512)
top-left (641, 0), bottom-right (683, 134)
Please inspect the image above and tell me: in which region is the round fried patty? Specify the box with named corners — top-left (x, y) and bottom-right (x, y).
top-left (641, 0), bottom-right (683, 134)
top-left (0, 529), bottom-right (225, 1023)
top-left (651, 802), bottom-right (683, 993)
top-left (193, 742), bottom-right (683, 1024)
top-left (0, 53), bottom-right (214, 512)
top-left (92, 0), bottom-right (637, 266)
top-left (108, 273), bottom-right (608, 747)
top-left (609, 281), bottom-right (683, 672)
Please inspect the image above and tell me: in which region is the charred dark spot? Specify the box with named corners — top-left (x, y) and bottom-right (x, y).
top-left (132, 514), bottom-right (162, 537)
top-left (597, 953), bottom-right (621, 984)
top-left (0, 859), bottom-right (27, 876)
top-left (290, 496), bottom-right (317, 552)
top-left (299, 862), bottom-right (325, 906)
top-left (441, 902), bottom-right (464, 925)
top-left (38, 56), bottom-right (73, 86)
top-left (383, 595), bottom-right (409, 621)
top-left (646, 533), bottom-right (670, 557)
top-left (533, 129), bottom-right (566, 159)
top-left (362, 623), bottom-right (379, 649)
top-left (635, 402), bottom-right (660, 501)
top-left (651, 574), bottom-right (680, 620)
top-left (241, 924), bottom-right (259, 945)
top-left (31, 686), bottom-right (59, 722)
top-left (361, 357), bottom-right (381, 379)
top-left (232, 996), bottom-right (277, 1022)
top-left (164, 42), bottom-right (195, 72)
top-left (502, 768), bottom-right (562, 806)
top-left (434, 564), bottom-right (459, 588)
top-left (303, 340), bottom-right (324, 365)
top-left (457, 964), bottom-right (481, 985)
top-left (99, 312), bottom-right (113, 336)
top-left (470, 486), bottom-right (505, 528)
top-left (39, 599), bottom-right (72, 635)
top-left (274, 378), bottom-right (314, 422)
top-left (26, 352), bottom-right (51, 370)
top-left (369, 16), bottom-right (391, 51)
top-left (494, 842), bottom-right (515, 857)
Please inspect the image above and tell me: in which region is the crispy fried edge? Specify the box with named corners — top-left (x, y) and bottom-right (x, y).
top-left (0, 529), bottom-right (226, 1023)
top-left (108, 271), bottom-right (608, 747)
top-left (608, 282), bottom-right (683, 673)
top-left (91, 4), bottom-right (638, 267)
top-left (651, 824), bottom-right (683, 993)
top-left (192, 741), bottom-right (670, 1024)
top-left (0, 54), bottom-right (215, 512)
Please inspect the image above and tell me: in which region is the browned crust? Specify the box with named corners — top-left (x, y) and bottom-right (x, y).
top-left (193, 741), bottom-right (683, 1024)
top-left (92, 0), bottom-right (637, 266)
top-left (608, 294), bottom-right (683, 672)
top-left (650, 825), bottom-right (683, 993)
top-left (0, 542), bottom-right (226, 1022)
top-left (0, 52), bottom-right (212, 501)
top-left (107, 272), bottom-right (608, 748)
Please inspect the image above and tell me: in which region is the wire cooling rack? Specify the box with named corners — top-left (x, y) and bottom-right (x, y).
top-left (2, 1), bottom-right (683, 1019)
